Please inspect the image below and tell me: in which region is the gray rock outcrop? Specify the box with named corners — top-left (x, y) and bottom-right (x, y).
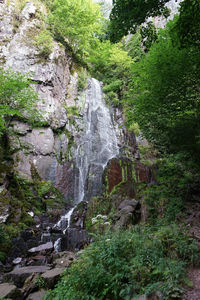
top-left (0, 0), bottom-right (80, 200)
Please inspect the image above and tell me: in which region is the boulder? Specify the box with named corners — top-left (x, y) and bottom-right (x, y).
top-left (27, 289), bottom-right (47, 300)
top-left (65, 228), bottom-right (90, 251)
top-left (70, 201), bottom-right (87, 229)
top-left (113, 206), bottom-right (135, 229)
top-left (0, 282), bottom-right (21, 299)
top-left (4, 266), bottom-right (50, 288)
top-left (13, 257), bottom-right (22, 265)
top-left (113, 206), bottom-right (135, 220)
top-left (41, 267), bottom-right (65, 289)
top-left (52, 251), bottom-right (75, 268)
top-left (114, 213), bottom-right (133, 229)
top-left (22, 273), bottom-right (38, 298)
top-left (132, 295), bottom-right (148, 300)
top-left (28, 242), bottom-right (53, 254)
top-left (119, 199), bottom-right (139, 210)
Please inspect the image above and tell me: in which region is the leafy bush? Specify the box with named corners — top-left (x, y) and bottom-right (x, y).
top-left (126, 19), bottom-right (200, 159)
top-left (34, 29), bottom-right (54, 59)
top-left (45, 225), bottom-right (199, 300)
top-left (47, 0), bottom-right (102, 56)
top-left (77, 68), bottom-right (88, 91)
top-left (0, 68), bottom-right (41, 136)
top-left (142, 153), bottom-right (200, 223)
top-left (0, 224), bottom-right (11, 260)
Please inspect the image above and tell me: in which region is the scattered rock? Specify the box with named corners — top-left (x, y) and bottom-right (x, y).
top-left (29, 256), bottom-right (47, 266)
top-left (27, 289), bottom-right (46, 300)
top-left (119, 199), bottom-right (139, 210)
top-left (13, 257), bottom-right (22, 265)
top-left (4, 266), bottom-right (50, 288)
top-left (70, 201), bottom-right (87, 229)
top-left (22, 273), bottom-right (38, 298)
top-left (0, 282), bottom-right (21, 299)
top-left (28, 242), bottom-right (53, 254)
top-left (65, 228), bottom-right (90, 251)
top-left (41, 267), bottom-right (65, 289)
top-left (53, 251), bottom-right (75, 268)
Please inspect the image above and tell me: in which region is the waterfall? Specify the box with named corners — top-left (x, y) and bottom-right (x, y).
top-left (54, 78), bottom-right (119, 242)
top-left (74, 78), bottom-right (119, 204)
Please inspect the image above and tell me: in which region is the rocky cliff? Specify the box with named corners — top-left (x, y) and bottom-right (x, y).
top-left (0, 0), bottom-right (153, 259)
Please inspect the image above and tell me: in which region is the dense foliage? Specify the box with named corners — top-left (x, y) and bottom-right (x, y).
top-left (45, 225), bottom-right (198, 300)
top-left (175, 0), bottom-right (200, 47)
top-left (126, 20), bottom-right (200, 158)
top-left (46, 0), bottom-right (102, 56)
top-left (0, 68), bottom-right (41, 136)
top-left (109, 0), bottom-right (169, 42)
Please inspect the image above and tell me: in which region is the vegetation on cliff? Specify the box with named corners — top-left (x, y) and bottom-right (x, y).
top-left (0, 68), bottom-right (41, 136)
top-left (0, 0), bottom-right (200, 299)
top-left (43, 0), bottom-right (200, 299)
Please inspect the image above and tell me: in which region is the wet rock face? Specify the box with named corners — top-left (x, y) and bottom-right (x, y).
top-left (70, 201), bottom-right (87, 229)
top-left (103, 157), bottom-right (136, 197)
top-left (64, 228), bottom-right (90, 251)
top-left (135, 161), bottom-right (153, 183)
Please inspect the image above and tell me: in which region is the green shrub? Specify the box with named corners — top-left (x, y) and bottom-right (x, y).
top-left (77, 68), bottom-right (88, 91)
top-left (0, 68), bottom-right (42, 136)
top-left (44, 225), bottom-right (199, 300)
top-left (34, 29), bottom-right (54, 59)
top-left (126, 19), bottom-right (200, 158)
top-left (34, 275), bottom-right (46, 288)
top-left (103, 79), bottom-right (122, 94)
top-left (143, 153), bottom-right (199, 223)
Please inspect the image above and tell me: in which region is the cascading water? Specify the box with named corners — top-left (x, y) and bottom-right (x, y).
top-left (54, 78), bottom-right (119, 250)
top-left (74, 78), bottom-right (119, 204)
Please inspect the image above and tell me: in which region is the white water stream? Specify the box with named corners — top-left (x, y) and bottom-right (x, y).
top-left (54, 78), bottom-right (119, 251)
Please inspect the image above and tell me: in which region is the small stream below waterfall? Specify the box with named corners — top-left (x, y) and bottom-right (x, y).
top-left (54, 78), bottom-right (119, 251)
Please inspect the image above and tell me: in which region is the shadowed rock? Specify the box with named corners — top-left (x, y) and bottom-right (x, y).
top-left (28, 242), bottom-right (53, 254)
top-left (119, 199), bottom-right (139, 210)
top-left (41, 267), bottom-right (65, 289)
top-left (4, 266), bottom-right (50, 288)
top-left (0, 282), bottom-right (21, 299)
top-left (27, 289), bottom-right (46, 300)
top-left (52, 251), bottom-right (75, 268)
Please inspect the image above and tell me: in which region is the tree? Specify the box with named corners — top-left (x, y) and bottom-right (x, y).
top-left (175, 0), bottom-right (200, 47)
top-left (47, 0), bottom-right (103, 56)
top-left (0, 68), bottom-right (41, 136)
top-left (126, 21), bottom-right (200, 158)
top-left (109, 0), bottom-right (169, 42)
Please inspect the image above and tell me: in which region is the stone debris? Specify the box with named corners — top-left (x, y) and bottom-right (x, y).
top-left (0, 282), bottom-right (21, 299)
top-left (4, 266), bottom-right (50, 288)
top-left (28, 242), bottom-right (53, 253)
top-left (41, 267), bottom-right (65, 288)
top-left (27, 289), bottom-right (47, 300)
